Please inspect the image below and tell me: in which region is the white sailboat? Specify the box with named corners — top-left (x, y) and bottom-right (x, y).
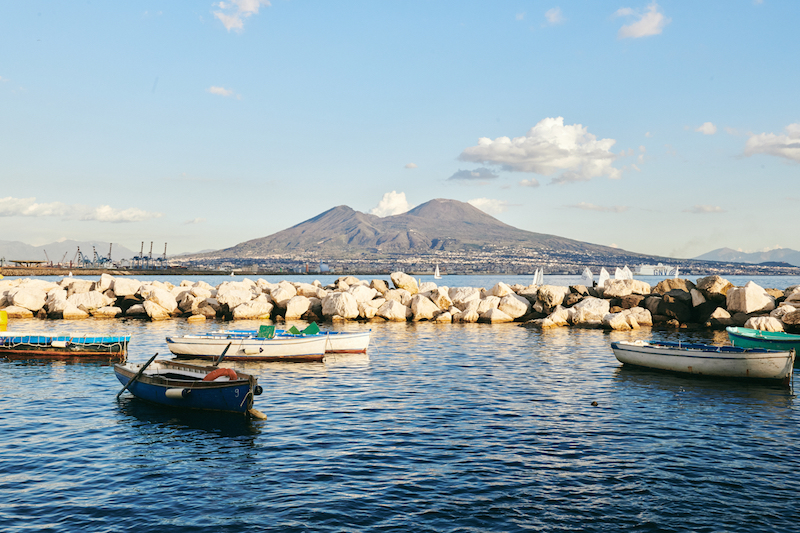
top-left (614, 267), bottom-right (624, 280)
top-left (674, 266), bottom-right (679, 278)
top-left (580, 267), bottom-right (593, 286)
top-left (622, 265), bottom-right (633, 280)
top-left (434, 265), bottom-right (442, 279)
top-left (597, 267), bottom-right (610, 289)
top-left (532, 268), bottom-right (544, 286)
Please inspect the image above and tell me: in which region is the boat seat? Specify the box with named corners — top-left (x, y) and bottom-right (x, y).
top-left (256, 325), bottom-right (276, 339)
top-left (286, 325), bottom-right (302, 335)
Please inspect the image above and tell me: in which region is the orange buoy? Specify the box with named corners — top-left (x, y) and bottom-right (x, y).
top-left (202, 368), bottom-right (238, 382)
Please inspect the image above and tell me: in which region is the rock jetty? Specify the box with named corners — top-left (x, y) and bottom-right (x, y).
top-left (1, 272), bottom-right (799, 333)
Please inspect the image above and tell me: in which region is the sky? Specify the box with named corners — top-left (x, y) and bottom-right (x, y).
top-left (1, 1), bottom-right (798, 259)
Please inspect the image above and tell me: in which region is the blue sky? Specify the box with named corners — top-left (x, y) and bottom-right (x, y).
top-left (2, 1), bottom-right (798, 258)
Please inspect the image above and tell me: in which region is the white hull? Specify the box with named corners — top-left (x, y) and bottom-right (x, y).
top-left (166, 334), bottom-right (327, 362)
top-left (611, 341), bottom-right (794, 381)
top-left (209, 330), bottom-right (370, 354)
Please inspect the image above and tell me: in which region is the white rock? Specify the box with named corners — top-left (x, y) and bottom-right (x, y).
top-left (498, 293), bottom-right (531, 319)
top-left (322, 292), bottom-right (359, 319)
top-left (429, 287), bottom-right (454, 310)
top-left (112, 278), bottom-right (141, 297)
top-left (434, 311), bottom-right (453, 323)
top-left (490, 282), bottom-right (514, 298)
top-left (216, 289), bottom-right (254, 310)
top-left (770, 305), bottom-right (797, 320)
top-left (97, 273), bottom-right (115, 292)
top-left (143, 300), bottom-right (172, 320)
top-left (410, 294), bottom-right (441, 321)
top-left (480, 308), bottom-right (514, 323)
top-left (377, 300), bottom-right (411, 321)
top-left (453, 309), bottom-right (480, 323)
top-left (541, 306), bottom-right (569, 328)
top-left (384, 289), bottom-right (412, 306)
top-left (537, 285), bottom-right (570, 308)
top-left (11, 288), bottom-right (47, 312)
top-left (602, 279), bottom-right (651, 298)
top-left (449, 287), bottom-right (481, 309)
top-left (347, 285), bottom-right (378, 304)
top-left (477, 296), bottom-right (501, 314)
top-left (690, 289), bottom-right (706, 307)
top-left (602, 312), bottom-right (631, 331)
top-left (710, 307), bottom-right (731, 319)
top-left (232, 301), bottom-right (274, 320)
top-left (390, 272), bottom-right (419, 294)
top-left (358, 302), bottom-right (377, 319)
top-left (140, 287), bottom-right (178, 314)
top-left (726, 281), bottom-right (776, 314)
top-left (285, 296), bottom-right (311, 319)
top-left (125, 303), bottom-right (148, 317)
top-left (2, 305), bottom-right (34, 319)
top-left (418, 281), bottom-right (438, 293)
top-left (67, 291), bottom-right (113, 311)
top-left (62, 303), bottom-right (89, 320)
top-left (744, 316), bottom-right (784, 332)
top-left (92, 306), bottom-right (122, 318)
top-left (626, 307), bottom-right (653, 327)
top-left (271, 285), bottom-right (297, 308)
top-left (567, 297), bottom-right (610, 325)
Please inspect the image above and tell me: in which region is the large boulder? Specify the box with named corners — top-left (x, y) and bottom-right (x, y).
top-left (429, 287), bottom-right (454, 310)
top-left (348, 285), bottom-right (378, 304)
top-left (11, 288), bottom-right (47, 312)
top-left (384, 289), bottom-right (412, 306)
top-left (726, 281), bottom-right (776, 314)
top-left (96, 273), bottom-right (115, 292)
top-left (64, 279), bottom-right (94, 297)
top-left (270, 282), bottom-right (297, 307)
top-left (232, 301), bottom-right (274, 320)
top-left (112, 277), bottom-right (142, 297)
top-left (390, 272), bottom-right (418, 295)
top-left (370, 279), bottom-right (390, 295)
top-left (143, 300), bottom-right (171, 320)
top-left (541, 306), bottom-right (570, 328)
top-left (285, 296), bottom-right (311, 319)
top-left (321, 292), bottom-right (359, 319)
top-left (92, 306), bottom-right (122, 319)
top-left (62, 302), bottom-right (90, 320)
top-left (477, 296), bottom-right (501, 314)
top-left (490, 282), bottom-right (514, 298)
top-left (449, 287), bottom-right (480, 309)
top-left (516, 285), bottom-right (539, 304)
top-left (410, 294), bottom-right (441, 321)
top-left (67, 291), bottom-right (114, 312)
top-left (140, 287), bottom-right (178, 314)
top-left (652, 278), bottom-right (696, 295)
top-left (480, 308), bottom-right (514, 323)
top-left (2, 305), bottom-right (34, 319)
top-left (744, 316), bottom-right (784, 332)
top-left (538, 285), bottom-right (570, 308)
top-left (453, 308), bottom-right (480, 323)
top-left (498, 293), bottom-right (531, 319)
top-left (358, 302), bottom-right (378, 319)
top-left (377, 300), bottom-right (411, 321)
top-left (215, 289), bottom-right (253, 310)
top-left (696, 275), bottom-right (733, 304)
top-left (567, 297), bottom-right (610, 325)
top-left (602, 279), bottom-right (651, 298)
top-left (125, 303), bottom-right (148, 317)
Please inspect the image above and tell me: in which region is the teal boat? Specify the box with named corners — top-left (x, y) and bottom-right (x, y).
top-left (726, 327), bottom-right (800, 354)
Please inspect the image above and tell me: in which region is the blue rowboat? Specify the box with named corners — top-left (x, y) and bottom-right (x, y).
top-left (611, 340), bottom-right (795, 383)
top-left (114, 359), bottom-right (264, 417)
top-left (727, 327), bottom-right (800, 355)
top-left (0, 332), bottom-right (130, 361)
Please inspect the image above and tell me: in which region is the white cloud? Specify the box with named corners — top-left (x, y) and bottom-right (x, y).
top-left (370, 191), bottom-right (413, 217)
top-left (744, 123), bottom-right (800, 163)
top-left (467, 198), bottom-right (510, 215)
top-left (447, 168), bottom-right (499, 181)
top-left (616, 2), bottom-right (670, 39)
top-left (213, 0), bottom-right (270, 32)
top-left (695, 122), bottom-right (717, 135)
top-left (566, 202), bottom-right (627, 212)
top-left (0, 196), bottom-right (161, 223)
top-left (645, 131), bottom-right (652, 138)
top-left (208, 86), bottom-right (240, 99)
top-left (545, 7), bottom-right (565, 25)
top-left (185, 218), bottom-right (207, 225)
top-left (519, 178), bottom-right (540, 187)
top-left (516, 12), bottom-right (525, 21)
top-left (683, 205), bottom-right (725, 214)
top-left (725, 127), bottom-right (739, 136)
top-left (459, 117), bottom-right (621, 184)
top-left (404, 163), bottom-right (418, 169)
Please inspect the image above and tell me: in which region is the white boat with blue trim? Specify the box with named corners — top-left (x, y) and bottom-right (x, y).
top-left (610, 340), bottom-right (794, 383)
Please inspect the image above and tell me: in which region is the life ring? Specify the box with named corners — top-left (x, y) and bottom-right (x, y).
top-left (202, 368), bottom-right (238, 382)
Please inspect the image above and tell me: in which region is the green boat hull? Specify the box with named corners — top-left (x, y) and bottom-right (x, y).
top-left (727, 327), bottom-right (800, 367)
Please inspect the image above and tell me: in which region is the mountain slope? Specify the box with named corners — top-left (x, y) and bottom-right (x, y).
top-left (210, 198), bottom-right (639, 259)
top-left (695, 247), bottom-right (800, 267)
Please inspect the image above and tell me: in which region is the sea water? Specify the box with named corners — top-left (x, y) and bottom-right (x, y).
top-left (1, 274), bottom-right (799, 532)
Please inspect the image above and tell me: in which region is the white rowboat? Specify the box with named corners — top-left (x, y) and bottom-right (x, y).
top-left (166, 334), bottom-right (327, 362)
top-left (610, 340), bottom-right (794, 383)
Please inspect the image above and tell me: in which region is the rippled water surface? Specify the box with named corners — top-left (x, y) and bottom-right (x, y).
top-left (2, 318), bottom-right (800, 532)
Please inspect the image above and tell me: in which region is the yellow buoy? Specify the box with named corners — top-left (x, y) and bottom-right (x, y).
top-left (0, 310), bottom-right (7, 325)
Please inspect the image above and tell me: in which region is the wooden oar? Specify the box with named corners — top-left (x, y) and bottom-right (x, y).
top-left (213, 342), bottom-right (233, 367)
top-left (116, 352), bottom-right (159, 400)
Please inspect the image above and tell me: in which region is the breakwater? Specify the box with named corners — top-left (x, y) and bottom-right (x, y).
top-left (2, 271), bottom-right (799, 333)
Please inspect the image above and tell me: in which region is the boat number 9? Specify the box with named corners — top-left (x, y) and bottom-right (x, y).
top-left (234, 389), bottom-right (239, 397)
